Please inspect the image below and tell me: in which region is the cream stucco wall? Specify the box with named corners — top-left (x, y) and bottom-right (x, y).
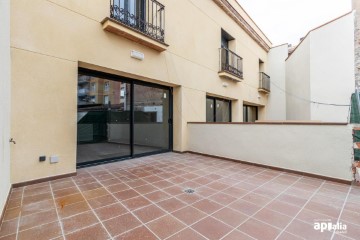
top-left (10, 0), bottom-right (270, 183)
top-left (0, 0), bottom-right (11, 214)
top-left (309, 12), bottom-right (355, 122)
top-left (286, 37), bottom-right (311, 120)
top-left (286, 13), bottom-right (355, 122)
top-left (267, 44), bottom-right (288, 120)
top-left (188, 123), bottom-right (353, 181)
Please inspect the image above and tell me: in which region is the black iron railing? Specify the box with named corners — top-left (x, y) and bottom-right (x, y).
top-left (219, 47), bottom-right (243, 79)
top-left (110, 0), bottom-right (165, 42)
top-left (259, 72), bottom-right (270, 92)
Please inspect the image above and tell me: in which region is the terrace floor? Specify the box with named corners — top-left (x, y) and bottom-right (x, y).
top-left (0, 152), bottom-right (359, 240)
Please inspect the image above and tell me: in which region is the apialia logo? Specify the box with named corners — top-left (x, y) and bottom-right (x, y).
top-left (314, 219), bottom-right (347, 234)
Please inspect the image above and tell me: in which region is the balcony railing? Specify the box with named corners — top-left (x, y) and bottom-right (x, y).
top-left (219, 47), bottom-right (243, 79)
top-left (110, 0), bottom-right (165, 42)
top-left (259, 72), bottom-right (270, 92)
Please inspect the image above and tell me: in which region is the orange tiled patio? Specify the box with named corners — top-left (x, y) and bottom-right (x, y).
top-left (0, 153), bottom-right (359, 240)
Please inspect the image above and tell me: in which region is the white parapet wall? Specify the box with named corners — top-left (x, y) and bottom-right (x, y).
top-left (187, 123), bottom-right (353, 181)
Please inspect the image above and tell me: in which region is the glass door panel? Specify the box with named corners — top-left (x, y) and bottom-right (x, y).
top-left (216, 99), bottom-right (230, 122)
top-left (77, 75), bottom-right (131, 165)
top-left (206, 98), bottom-right (214, 122)
top-left (133, 84), bottom-right (170, 155)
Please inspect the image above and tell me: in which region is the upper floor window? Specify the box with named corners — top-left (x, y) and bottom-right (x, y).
top-left (221, 29), bottom-right (233, 49)
top-left (104, 95), bottom-right (109, 104)
top-left (104, 81), bottom-right (110, 92)
top-left (90, 82), bottom-right (96, 92)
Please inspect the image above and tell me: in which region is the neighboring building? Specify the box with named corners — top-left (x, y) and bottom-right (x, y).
top-left (285, 12), bottom-right (355, 122)
top-left (266, 44), bottom-right (288, 120)
top-left (9, 0), bottom-right (272, 185)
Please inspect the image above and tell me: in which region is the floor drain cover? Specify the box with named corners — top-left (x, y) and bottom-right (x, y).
top-left (184, 188), bottom-right (195, 194)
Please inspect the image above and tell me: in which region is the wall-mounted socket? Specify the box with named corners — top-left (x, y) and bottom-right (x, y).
top-left (50, 155), bottom-right (59, 164)
top-left (39, 156), bottom-right (46, 162)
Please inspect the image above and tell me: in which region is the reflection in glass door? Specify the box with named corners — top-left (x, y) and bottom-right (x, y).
top-left (133, 84), bottom-right (170, 155)
top-left (77, 75), bottom-right (131, 165)
top-left (77, 71), bottom-right (172, 166)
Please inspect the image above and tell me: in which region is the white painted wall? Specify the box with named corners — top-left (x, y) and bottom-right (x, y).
top-left (267, 44), bottom-right (288, 120)
top-left (286, 37), bottom-right (311, 120)
top-left (286, 13), bottom-right (355, 122)
top-left (310, 13), bottom-right (355, 122)
top-left (0, 0), bottom-right (11, 215)
top-left (187, 123), bottom-right (353, 181)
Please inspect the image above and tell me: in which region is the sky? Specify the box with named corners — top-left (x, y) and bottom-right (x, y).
top-left (236, 0), bottom-right (352, 45)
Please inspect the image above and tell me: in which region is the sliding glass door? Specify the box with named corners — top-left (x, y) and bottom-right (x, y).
top-left (133, 84), bottom-right (170, 155)
top-left (77, 75), bottom-right (131, 164)
top-left (77, 71), bottom-right (172, 166)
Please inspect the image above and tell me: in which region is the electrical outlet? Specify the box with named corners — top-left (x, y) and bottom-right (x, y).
top-left (50, 155), bottom-right (59, 164)
top-left (39, 156), bottom-right (46, 162)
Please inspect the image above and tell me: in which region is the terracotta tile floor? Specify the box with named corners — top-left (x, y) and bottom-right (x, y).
top-left (1, 152), bottom-right (359, 240)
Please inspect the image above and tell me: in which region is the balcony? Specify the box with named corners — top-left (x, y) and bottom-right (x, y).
top-left (218, 47), bottom-right (243, 82)
top-left (258, 72), bottom-right (270, 93)
top-left (102, 0), bottom-right (168, 52)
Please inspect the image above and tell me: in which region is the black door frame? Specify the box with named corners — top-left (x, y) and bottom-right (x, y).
top-left (77, 68), bottom-right (173, 168)
top-left (243, 104), bottom-right (258, 123)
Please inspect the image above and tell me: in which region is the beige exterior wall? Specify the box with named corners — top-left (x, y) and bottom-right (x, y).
top-left (0, 0), bottom-right (11, 214)
top-left (286, 37), bottom-right (311, 120)
top-left (188, 123), bottom-right (353, 181)
top-left (10, 0), bottom-right (270, 183)
top-left (267, 44), bottom-right (288, 120)
top-left (286, 13), bottom-right (355, 122)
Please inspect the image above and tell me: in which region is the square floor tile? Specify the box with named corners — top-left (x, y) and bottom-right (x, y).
top-left (122, 196), bottom-right (152, 211)
top-left (87, 194), bottom-right (117, 209)
top-left (144, 191), bottom-right (171, 203)
top-left (238, 218), bottom-right (281, 240)
top-left (172, 206), bottom-right (207, 225)
top-left (146, 215), bottom-right (186, 239)
top-left (114, 226), bottom-right (158, 240)
top-left (167, 228), bottom-right (206, 240)
top-left (113, 189), bottom-right (140, 201)
top-left (0, 219), bottom-right (18, 237)
top-left (18, 222), bottom-right (61, 240)
top-left (103, 213), bottom-right (142, 237)
top-left (133, 204), bottom-right (166, 223)
top-left (61, 211), bottom-right (98, 234)
top-left (192, 199), bottom-right (223, 215)
top-left (58, 201), bottom-right (90, 219)
top-left (212, 207), bottom-right (248, 227)
top-left (192, 216), bottom-right (232, 240)
top-left (228, 199), bottom-right (262, 216)
top-left (253, 208), bottom-right (293, 229)
top-left (158, 198), bottom-right (187, 213)
top-left (65, 224), bottom-right (110, 240)
top-left (19, 209), bottom-right (57, 231)
top-left (94, 203), bottom-right (128, 221)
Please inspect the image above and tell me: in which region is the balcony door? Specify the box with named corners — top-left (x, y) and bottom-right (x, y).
top-left (116, 0), bottom-right (145, 26)
top-left (77, 70), bottom-right (172, 166)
